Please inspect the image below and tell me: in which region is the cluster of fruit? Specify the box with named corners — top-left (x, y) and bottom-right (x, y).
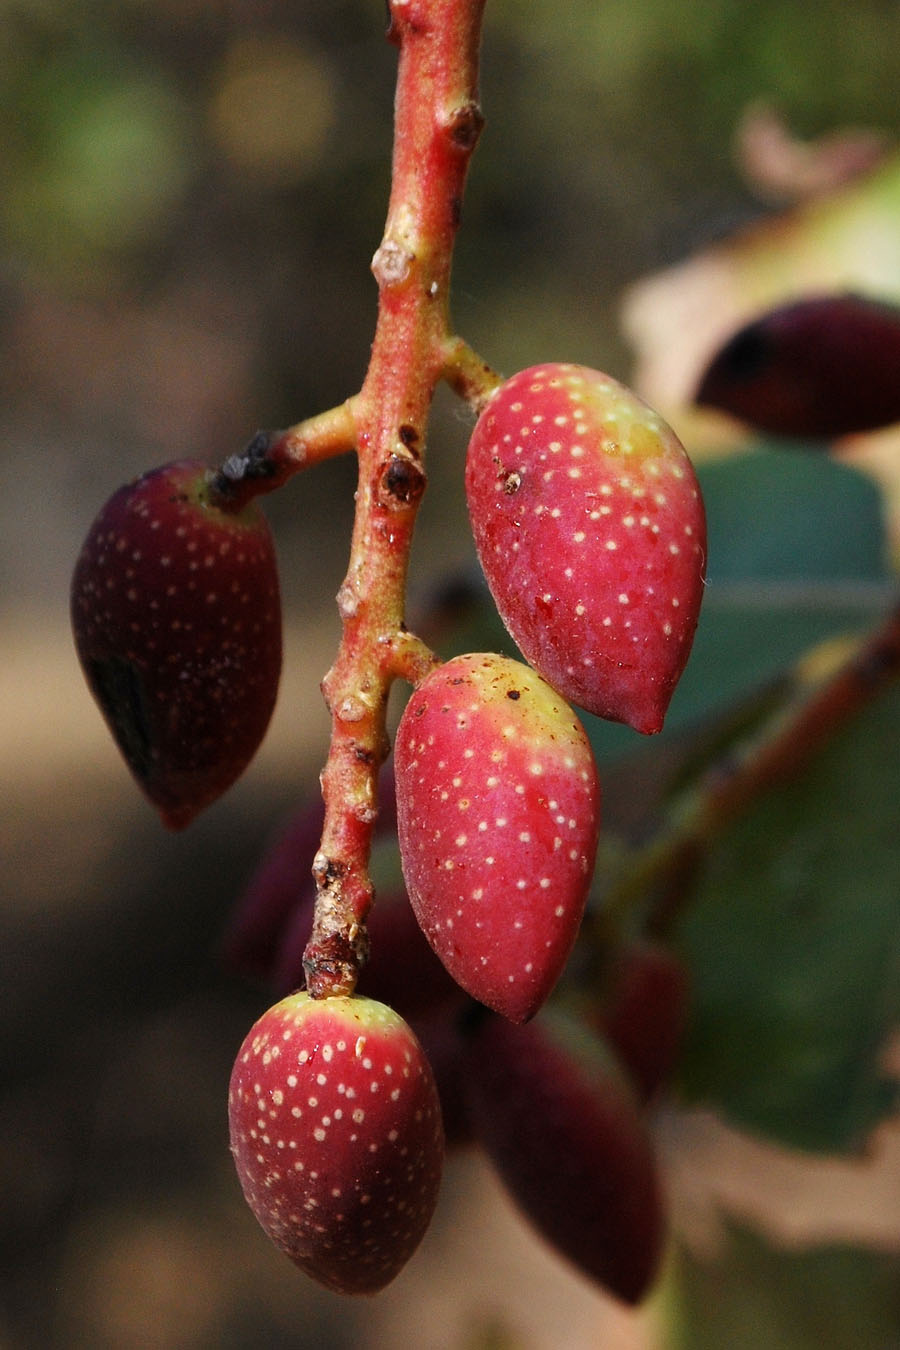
top-left (224, 760), bottom-right (690, 1300)
top-left (72, 362), bottom-right (705, 1298)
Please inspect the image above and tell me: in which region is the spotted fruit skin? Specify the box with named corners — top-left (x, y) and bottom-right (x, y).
top-left (466, 364), bottom-right (706, 733)
top-left (71, 460), bottom-right (282, 828)
top-left (463, 1009), bottom-right (666, 1304)
top-left (394, 652), bottom-right (601, 1023)
top-left (228, 992), bottom-right (444, 1295)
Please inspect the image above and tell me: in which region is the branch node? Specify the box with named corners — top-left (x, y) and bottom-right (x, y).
top-left (372, 240), bottom-right (415, 287)
top-left (444, 100), bottom-right (485, 151)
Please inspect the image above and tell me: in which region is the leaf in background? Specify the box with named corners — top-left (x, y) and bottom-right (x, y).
top-left (735, 103), bottom-right (890, 206)
top-left (673, 1224), bottom-right (900, 1350)
top-left (590, 445), bottom-right (890, 762)
top-left (668, 445), bottom-right (892, 734)
top-left (676, 678), bottom-right (900, 1152)
top-left (695, 294), bottom-right (900, 439)
top-left (3, 48), bottom-right (192, 282)
top-left (700, 447), bottom-right (886, 581)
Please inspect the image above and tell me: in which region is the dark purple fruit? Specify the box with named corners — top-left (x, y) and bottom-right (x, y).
top-left (696, 293), bottom-right (900, 439)
top-left (71, 459), bottom-right (282, 828)
top-left (463, 1009), bottom-right (666, 1304)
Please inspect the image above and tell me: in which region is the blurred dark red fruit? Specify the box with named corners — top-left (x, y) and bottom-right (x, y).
top-left (411, 1010), bottom-right (475, 1150)
top-left (221, 770), bottom-right (397, 986)
top-left (696, 293), bottom-right (900, 439)
top-left (463, 1009), bottom-right (666, 1304)
top-left (71, 459), bottom-right (281, 828)
top-left (221, 797), bottom-right (325, 982)
top-left (221, 770), bottom-right (463, 1019)
top-left (599, 940), bottom-right (690, 1103)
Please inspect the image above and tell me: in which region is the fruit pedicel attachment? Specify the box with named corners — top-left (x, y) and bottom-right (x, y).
top-left (71, 0), bottom-right (706, 1302)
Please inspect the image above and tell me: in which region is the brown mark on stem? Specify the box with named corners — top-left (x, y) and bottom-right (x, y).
top-left (380, 454), bottom-right (427, 506)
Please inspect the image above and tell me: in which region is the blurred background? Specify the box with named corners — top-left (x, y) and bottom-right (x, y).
top-left (2, 1), bottom-right (899, 1346)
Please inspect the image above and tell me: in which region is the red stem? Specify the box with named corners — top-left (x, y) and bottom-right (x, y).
top-left (303, 0), bottom-right (488, 998)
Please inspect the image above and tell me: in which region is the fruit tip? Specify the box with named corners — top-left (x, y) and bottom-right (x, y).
top-left (158, 801), bottom-right (201, 831)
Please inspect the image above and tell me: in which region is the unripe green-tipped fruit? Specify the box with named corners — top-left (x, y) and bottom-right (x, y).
top-left (228, 993), bottom-right (444, 1295)
top-left (394, 653), bottom-right (601, 1023)
top-left (466, 364), bottom-right (706, 734)
top-left (71, 459), bottom-right (282, 828)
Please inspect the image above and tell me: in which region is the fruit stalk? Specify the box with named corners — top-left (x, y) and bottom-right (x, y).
top-left (303, 0), bottom-right (489, 998)
top-left (209, 401), bottom-right (359, 511)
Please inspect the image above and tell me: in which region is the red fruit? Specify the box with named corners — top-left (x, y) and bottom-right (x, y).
top-left (466, 364), bottom-right (706, 734)
top-left (71, 459), bottom-right (282, 829)
top-left (598, 940), bottom-right (690, 1103)
top-left (228, 992), bottom-right (444, 1295)
top-left (394, 653), bottom-right (601, 1023)
top-left (695, 293), bottom-right (900, 439)
top-left (463, 1009), bottom-right (666, 1304)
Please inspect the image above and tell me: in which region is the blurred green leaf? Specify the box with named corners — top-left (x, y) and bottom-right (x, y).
top-left (677, 679), bottom-right (900, 1151)
top-left (2, 47), bottom-right (191, 277)
top-left (673, 1225), bottom-right (900, 1350)
top-left (700, 446), bottom-right (887, 581)
top-left (600, 446), bottom-right (891, 755)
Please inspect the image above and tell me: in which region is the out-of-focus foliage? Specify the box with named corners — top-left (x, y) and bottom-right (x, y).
top-left (4, 49), bottom-right (192, 272)
top-left (679, 678), bottom-right (900, 1152)
top-left (2, 0), bottom-right (899, 606)
top-left (3, 0), bottom-right (899, 332)
top-left (675, 1226), bottom-right (900, 1350)
top-left (623, 153), bottom-right (900, 438)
